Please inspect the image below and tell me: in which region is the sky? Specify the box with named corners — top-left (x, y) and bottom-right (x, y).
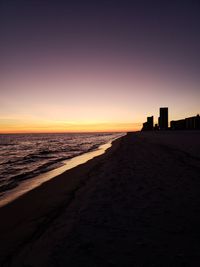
top-left (0, 0), bottom-right (200, 133)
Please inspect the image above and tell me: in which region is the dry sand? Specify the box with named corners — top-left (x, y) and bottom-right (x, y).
top-left (0, 131), bottom-right (200, 266)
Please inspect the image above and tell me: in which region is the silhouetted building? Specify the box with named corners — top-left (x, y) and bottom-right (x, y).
top-left (141, 108), bottom-right (199, 132)
top-left (154, 124), bottom-right (159, 130)
top-left (171, 114), bottom-right (200, 130)
top-left (186, 115), bottom-right (200, 129)
top-left (142, 116), bottom-right (154, 131)
top-left (142, 122), bottom-right (148, 131)
top-left (170, 119), bottom-right (186, 130)
top-left (159, 107), bottom-right (168, 130)
top-left (147, 116), bottom-right (154, 130)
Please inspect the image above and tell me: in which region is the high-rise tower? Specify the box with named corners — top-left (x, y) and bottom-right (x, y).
top-left (159, 107), bottom-right (168, 130)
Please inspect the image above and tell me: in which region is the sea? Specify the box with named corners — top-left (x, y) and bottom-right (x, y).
top-left (0, 132), bottom-right (124, 196)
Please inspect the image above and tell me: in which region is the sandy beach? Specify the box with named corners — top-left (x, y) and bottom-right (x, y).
top-left (0, 131), bottom-right (200, 266)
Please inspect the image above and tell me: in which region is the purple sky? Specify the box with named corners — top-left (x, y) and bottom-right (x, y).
top-left (1, 0), bottom-right (200, 132)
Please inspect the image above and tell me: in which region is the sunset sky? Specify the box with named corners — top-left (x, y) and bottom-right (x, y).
top-left (1, 0), bottom-right (200, 133)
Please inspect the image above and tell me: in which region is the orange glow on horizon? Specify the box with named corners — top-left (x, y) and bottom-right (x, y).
top-left (0, 121), bottom-right (141, 134)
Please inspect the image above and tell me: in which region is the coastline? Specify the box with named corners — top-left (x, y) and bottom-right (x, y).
top-left (0, 134), bottom-right (125, 264)
top-left (0, 134), bottom-right (124, 207)
top-left (1, 131), bottom-right (200, 266)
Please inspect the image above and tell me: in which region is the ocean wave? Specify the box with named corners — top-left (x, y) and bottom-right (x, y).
top-left (0, 143), bottom-right (17, 146)
top-left (0, 179), bottom-right (19, 193)
top-left (0, 133), bottom-right (124, 194)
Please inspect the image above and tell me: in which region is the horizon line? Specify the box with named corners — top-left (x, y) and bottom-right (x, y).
top-left (0, 130), bottom-right (137, 135)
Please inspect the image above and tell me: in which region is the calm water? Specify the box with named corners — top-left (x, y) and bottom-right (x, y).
top-left (0, 133), bottom-right (124, 195)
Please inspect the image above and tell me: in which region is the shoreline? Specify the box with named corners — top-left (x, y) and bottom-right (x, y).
top-left (0, 134), bottom-right (126, 264)
top-left (0, 134), bottom-right (125, 207)
top-left (1, 131), bottom-right (200, 266)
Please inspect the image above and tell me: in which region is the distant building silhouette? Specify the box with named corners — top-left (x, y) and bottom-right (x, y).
top-left (141, 108), bottom-right (199, 132)
top-left (170, 119), bottom-right (186, 130)
top-left (142, 116), bottom-right (154, 131)
top-left (159, 107), bottom-right (168, 130)
top-left (171, 114), bottom-right (200, 130)
top-left (186, 115), bottom-right (200, 129)
top-left (154, 124), bottom-right (159, 130)
top-left (147, 116), bottom-right (154, 130)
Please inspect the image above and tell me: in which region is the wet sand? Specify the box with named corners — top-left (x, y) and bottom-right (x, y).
top-left (0, 141), bottom-right (114, 207)
top-left (0, 131), bottom-right (200, 266)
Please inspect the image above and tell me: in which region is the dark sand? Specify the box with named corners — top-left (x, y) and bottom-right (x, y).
top-left (0, 131), bottom-right (200, 267)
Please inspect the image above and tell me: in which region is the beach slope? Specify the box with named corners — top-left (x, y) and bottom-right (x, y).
top-left (0, 131), bottom-right (200, 266)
